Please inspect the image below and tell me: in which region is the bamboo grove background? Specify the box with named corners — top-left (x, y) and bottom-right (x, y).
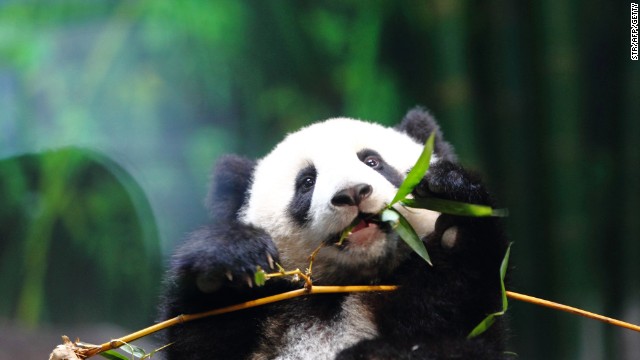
top-left (0, 1), bottom-right (638, 359)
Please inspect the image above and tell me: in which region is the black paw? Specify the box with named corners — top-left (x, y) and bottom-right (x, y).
top-left (415, 161), bottom-right (491, 206)
top-left (173, 224), bottom-right (280, 293)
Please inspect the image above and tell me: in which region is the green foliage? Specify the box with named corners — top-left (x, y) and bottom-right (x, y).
top-left (382, 208), bottom-right (432, 266)
top-left (385, 132), bottom-right (505, 266)
top-left (390, 132), bottom-right (436, 206)
top-left (467, 243), bottom-right (512, 339)
top-left (402, 198), bottom-right (508, 218)
top-left (336, 224), bottom-right (355, 246)
top-left (119, 343), bottom-right (147, 359)
top-left (0, 149), bottom-right (162, 328)
top-left (100, 341), bottom-right (170, 360)
top-left (254, 266), bottom-right (267, 287)
top-left (381, 133), bottom-right (435, 266)
top-left (100, 350), bottom-right (130, 360)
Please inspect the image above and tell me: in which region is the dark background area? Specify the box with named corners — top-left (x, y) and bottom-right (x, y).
top-left (0, 1), bottom-right (638, 359)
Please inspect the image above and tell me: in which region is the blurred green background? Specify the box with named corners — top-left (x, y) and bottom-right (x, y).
top-left (0, 1), bottom-right (638, 359)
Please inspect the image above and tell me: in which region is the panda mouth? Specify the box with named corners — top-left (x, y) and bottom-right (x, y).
top-left (329, 212), bottom-right (391, 248)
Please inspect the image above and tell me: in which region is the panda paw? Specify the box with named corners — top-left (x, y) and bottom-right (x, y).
top-left (415, 160), bottom-right (491, 206)
top-left (415, 161), bottom-right (505, 254)
top-left (173, 225), bottom-right (280, 293)
top-left (194, 252), bottom-right (277, 293)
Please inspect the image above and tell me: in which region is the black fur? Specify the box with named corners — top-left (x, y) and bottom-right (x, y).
top-left (204, 154), bottom-right (256, 220)
top-left (396, 107), bottom-right (458, 162)
top-left (158, 108), bottom-right (511, 359)
top-left (160, 155), bottom-right (286, 358)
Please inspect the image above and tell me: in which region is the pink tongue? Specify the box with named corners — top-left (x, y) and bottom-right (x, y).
top-left (351, 220), bottom-right (368, 233)
top-left (348, 222), bottom-right (380, 246)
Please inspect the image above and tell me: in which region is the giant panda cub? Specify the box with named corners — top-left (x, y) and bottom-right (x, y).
top-left (159, 108), bottom-right (510, 359)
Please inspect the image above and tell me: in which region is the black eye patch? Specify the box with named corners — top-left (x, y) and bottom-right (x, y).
top-left (357, 149), bottom-right (404, 188)
top-left (288, 164), bottom-right (316, 226)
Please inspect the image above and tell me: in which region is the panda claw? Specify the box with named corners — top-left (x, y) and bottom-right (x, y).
top-left (225, 270), bottom-right (233, 281)
top-left (246, 275), bottom-right (254, 288)
top-left (267, 253), bottom-right (275, 270)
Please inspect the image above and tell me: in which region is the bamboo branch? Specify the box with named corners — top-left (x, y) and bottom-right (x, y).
top-left (63, 284), bottom-right (640, 359)
top-left (77, 285), bottom-right (399, 358)
top-left (61, 288), bottom-right (640, 359)
top-left (506, 291), bottom-right (640, 333)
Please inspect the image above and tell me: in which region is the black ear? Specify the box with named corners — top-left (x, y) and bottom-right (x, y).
top-left (205, 154), bottom-right (255, 220)
top-left (396, 107), bottom-right (457, 162)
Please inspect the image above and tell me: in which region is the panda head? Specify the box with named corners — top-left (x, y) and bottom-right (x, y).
top-left (236, 108), bottom-right (455, 284)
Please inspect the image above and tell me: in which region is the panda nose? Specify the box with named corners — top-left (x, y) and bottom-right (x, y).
top-left (331, 184), bottom-right (373, 207)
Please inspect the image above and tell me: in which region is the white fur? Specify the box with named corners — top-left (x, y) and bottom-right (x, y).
top-left (240, 117), bottom-right (440, 272)
top-left (251, 294), bottom-right (378, 360)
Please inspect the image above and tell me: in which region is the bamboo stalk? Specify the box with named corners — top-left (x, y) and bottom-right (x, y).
top-left (81, 285), bottom-right (399, 358)
top-left (72, 287), bottom-right (640, 359)
top-left (506, 291), bottom-right (640, 333)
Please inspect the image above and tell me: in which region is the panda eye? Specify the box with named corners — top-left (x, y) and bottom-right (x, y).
top-left (364, 156), bottom-right (381, 169)
top-left (301, 176), bottom-right (315, 190)
top-left (295, 165), bottom-right (317, 194)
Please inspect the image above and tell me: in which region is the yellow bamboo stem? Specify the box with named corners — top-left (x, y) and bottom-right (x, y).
top-left (83, 285), bottom-right (399, 357)
top-left (506, 291), bottom-right (640, 333)
top-left (75, 287), bottom-right (640, 358)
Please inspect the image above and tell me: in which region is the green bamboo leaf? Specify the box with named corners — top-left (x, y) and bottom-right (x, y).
top-left (402, 198), bottom-right (508, 218)
top-left (467, 313), bottom-right (499, 339)
top-left (120, 343), bottom-right (147, 359)
top-left (100, 350), bottom-right (131, 360)
top-left (336, 223), bottom-right (356, 246)
top-left (498, 243), bottom-right (512, 310)
top-left (382, 208), bottom-right (432, 266)
top-left (389, 132), bottom-right (435, 206)
top-left (467, 243), bottom-right (512, 338)
top-left (254, 266), bottom-right (267, 287)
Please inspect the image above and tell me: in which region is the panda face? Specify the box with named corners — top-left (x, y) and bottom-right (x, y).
top-left (240, 118), bottom-right (440, 283)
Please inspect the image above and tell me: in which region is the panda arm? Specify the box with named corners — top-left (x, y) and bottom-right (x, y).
top-left (398, 107), bottom-right (508, 266)
top-left (158, 156), bottom-right (286, 359)
top-left (411, 160), bottom-right (510, 357)
top-left (160, 155), bottom-right (283, 314)
top-left (420, 160), bottom-right (510, 355)
top-left (158, 223), bottom-right (284, 360)
top-left (417, 159), bottom-right (509, 262)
